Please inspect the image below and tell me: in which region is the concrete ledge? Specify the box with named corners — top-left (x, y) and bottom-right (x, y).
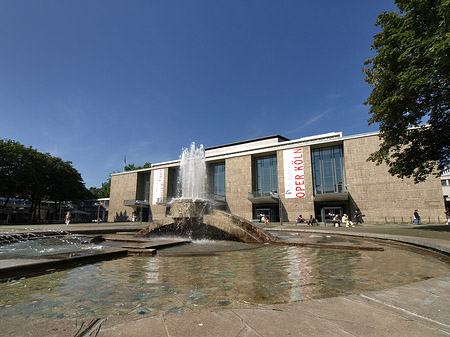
top-left (0, 248), bottom-right (128, 281)
top-left (267, 228), bottom-right (450, 255)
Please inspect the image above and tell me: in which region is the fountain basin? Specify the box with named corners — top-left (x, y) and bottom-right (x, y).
top-left (170, 199), bottom-right (209, 219)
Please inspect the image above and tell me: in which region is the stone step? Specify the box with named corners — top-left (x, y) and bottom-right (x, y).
top-left (122, 242), bottom-right (162, 249)
top-left (108, 238), bottom-right (191, 250)
top-left (127, 248), bottom-right (156, 256)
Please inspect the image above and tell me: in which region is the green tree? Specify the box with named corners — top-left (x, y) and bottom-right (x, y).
top-left (89, 179), bottom-right (111, 198)
top-left (0, 139), bottom-right (30, 206)
top-left (124, 162), bottom-right (151, 172)
top-left (363, 0), bottom-right (450, 182)
top-left (0, 138), bottom-right (91, 221)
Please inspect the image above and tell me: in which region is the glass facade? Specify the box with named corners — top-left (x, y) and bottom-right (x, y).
top-left (312, 146), bottom-right (345, 195)
top-left (253, 155), bottom-right (278, 196)
top-left (137, 172), bottom-right (151, 201)
top-left (167, 167), bottom-right (180, 200)
top-left (212, 163), bottom-right (226, 197)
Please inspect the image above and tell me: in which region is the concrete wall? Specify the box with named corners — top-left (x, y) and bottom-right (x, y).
top-left (225, 155), bottom-right (253, 220)
top-left (344, 134), bottom-right (445, 223)
top-left (277, 147), bottom-right (315, 222)
top-left (108, 172), bottom-right (138, 222)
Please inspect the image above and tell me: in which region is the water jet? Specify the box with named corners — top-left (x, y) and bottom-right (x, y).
top-left (138, 142), bottom-right (277, 243)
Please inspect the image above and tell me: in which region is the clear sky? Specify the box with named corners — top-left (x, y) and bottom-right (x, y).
top-left (0, 0), bottom-right (397, 188)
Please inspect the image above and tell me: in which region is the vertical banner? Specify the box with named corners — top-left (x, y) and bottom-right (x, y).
top-left (152, 169), bottom-right (165, 205)
top-left (283, 148), bottom-right (306, 198)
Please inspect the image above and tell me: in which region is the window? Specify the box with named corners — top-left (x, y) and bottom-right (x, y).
top-left (312, 146), bottom-right (345, 195)
top-left (212, 163), bottom-right (225, 197)
top-left (137, 172), bottom-right (151, 201)
top-left (253, 155), bottom-right (278, 196)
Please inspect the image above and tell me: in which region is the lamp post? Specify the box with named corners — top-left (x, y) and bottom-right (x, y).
top-left (270, 191), bottom-right (282, 226)
top-left (135, 200), bottom-right (143, 224)
top-left (95, 202), bottom-right (102, 223)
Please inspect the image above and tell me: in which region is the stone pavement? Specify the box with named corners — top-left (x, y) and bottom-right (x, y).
top-left (0, 222), bottom-right (449, 336)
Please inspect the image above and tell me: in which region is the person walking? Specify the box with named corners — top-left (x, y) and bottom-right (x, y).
top-left (64, 212), bottom-right (71, 226)
top-left (445, 207), bottom-right (450, 226)
top-left (354, 209), bottom-right (362, 225)
top-left (413, 209), bottom-right (421, 225)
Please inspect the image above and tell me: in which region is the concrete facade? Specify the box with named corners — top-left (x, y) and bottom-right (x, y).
top-left (108, 171), bottom-right (139, 222)
top-left (225, 155), bottom-right (253, 220)
top-left (108, 131), bottom-right (446, 224)
top-left (344, 135), bottom-right (444, 223)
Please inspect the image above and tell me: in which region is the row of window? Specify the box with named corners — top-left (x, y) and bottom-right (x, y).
top-left (140, 145), bottom-right (346, 201)
top-left (211, 145), bottom-right (345, 198)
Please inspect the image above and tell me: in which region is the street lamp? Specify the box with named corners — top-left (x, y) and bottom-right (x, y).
top-left (135, 200), bottom-right (144, 224)
top-left (94, 202), bottom-right (102, 223)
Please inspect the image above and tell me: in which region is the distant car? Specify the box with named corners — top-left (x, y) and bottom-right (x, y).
top-left (92, 219), bottom-right (101, 223)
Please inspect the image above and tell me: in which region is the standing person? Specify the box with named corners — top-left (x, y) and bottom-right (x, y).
top-left (445, 207), bottom-right (450, 226)
top-left (354, 209), bottom-right (362, 225)
top-left (64, 212), bottom-right (71, 226)
top-left (413, 209), bottom-right (421, 224)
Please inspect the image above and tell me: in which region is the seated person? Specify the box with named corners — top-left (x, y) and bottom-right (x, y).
top-left (296, 214), bottom-right (305, 223)
top-left (342, 213), bottom-right (354, 227)
top-left (307, 215), bottom-right (316, 226)
top-left (332, 214), bottom-right (341, 227)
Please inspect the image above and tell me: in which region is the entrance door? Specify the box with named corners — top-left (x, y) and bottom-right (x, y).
top-left (256, 208), bottom-right (271, 223)
top-left (321, 207), bottom-right (343, 225)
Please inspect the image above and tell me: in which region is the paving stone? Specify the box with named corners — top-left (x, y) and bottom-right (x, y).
top-left (162, 310), bottom-right (259, 337)
top-left (0, 318), bottom-right (91, 337)
top-left (98, 314), bottom-right (168, 337)
top-left (232, 306), bottom-right (354, 337)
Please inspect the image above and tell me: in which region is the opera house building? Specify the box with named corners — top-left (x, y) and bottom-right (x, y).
top-left (108, 131), bottom-right (445, 225)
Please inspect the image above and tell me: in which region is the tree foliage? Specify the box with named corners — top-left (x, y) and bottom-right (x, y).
top-left (0, 139), bottom-right (91, 220)
top-left (89, 179), bottom-right (111, 199)
top-left (124, 162), bottom-right (151, 172)
top-left (363, 0), bottom-right (450, 182)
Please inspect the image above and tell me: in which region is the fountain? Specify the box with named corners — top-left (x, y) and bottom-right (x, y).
top-left (137, 142), bottom-right (277, 243)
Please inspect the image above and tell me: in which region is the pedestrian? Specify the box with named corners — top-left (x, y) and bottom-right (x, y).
top-left (64, 212), bottom-right (71, 226)
top-left (354, 209), bottom-right (362, 225)
top-left (413, 209), bottom-right (421, 225)
top-left (445, 207), bottom-right (450, 225)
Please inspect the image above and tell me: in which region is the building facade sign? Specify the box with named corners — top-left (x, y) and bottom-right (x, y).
top-left (152, 169), bottom-right (165, 205)
top-left (283, 148), bottom-right (306, 198)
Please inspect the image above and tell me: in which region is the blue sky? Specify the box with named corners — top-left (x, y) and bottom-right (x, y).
top-left (0, 0), bottom-right (397, 188)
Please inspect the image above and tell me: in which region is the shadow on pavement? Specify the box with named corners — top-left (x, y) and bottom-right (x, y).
top-left (411, 225), bottom-right (450, 232)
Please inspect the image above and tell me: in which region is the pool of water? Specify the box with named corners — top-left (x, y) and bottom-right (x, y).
top-left (0, 236), bottom-right (103, 258)
top-left (0, 237), bottom-right (449, 319)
